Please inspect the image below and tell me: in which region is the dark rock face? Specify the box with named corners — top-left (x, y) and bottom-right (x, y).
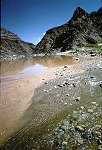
top-left (36, 7), bottom-right (102, 53)
top-left (1, 28), bottom-right (35, 60)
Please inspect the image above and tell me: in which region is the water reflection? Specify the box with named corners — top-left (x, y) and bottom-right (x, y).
top-left (1, 56), bottom-right (76, 78)
top-left (21, 64), bottom-right (47, 74)
top-left (1, 64), bottom-right (47, 80)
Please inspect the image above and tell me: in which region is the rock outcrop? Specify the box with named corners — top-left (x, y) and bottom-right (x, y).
top-left (1, 7), bottom-right (102, 59)
top-left (1, 28), bottom-right (35, 60)
top-left (36, 7), bottom-right (102, 54)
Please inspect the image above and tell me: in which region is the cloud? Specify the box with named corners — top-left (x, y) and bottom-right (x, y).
top-left (43, 32), bottom-right (46, 36)
top-left (34, 32), bottom-right (46, 44)
top-left (38, 37), bottom-right (41, 42)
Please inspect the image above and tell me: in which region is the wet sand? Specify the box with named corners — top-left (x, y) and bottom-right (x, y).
top-left (1, 56), bottom-right (102, 150)
top-left (0, 55), bottom-right (101, 146)
top-left (0, 56), bottom-right (84, 145)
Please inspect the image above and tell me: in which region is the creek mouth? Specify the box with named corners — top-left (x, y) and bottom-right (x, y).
top-left (1, 59), bottom-right (102, 150)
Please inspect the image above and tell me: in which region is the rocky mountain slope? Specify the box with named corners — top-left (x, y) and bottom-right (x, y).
top-left (1, 28), bottom-right (35, 60)
top-left (36, 7), bottom-right (102, 54)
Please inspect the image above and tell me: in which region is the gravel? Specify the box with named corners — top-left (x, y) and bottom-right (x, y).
top-left (1, 58), bottom-right (102, 150)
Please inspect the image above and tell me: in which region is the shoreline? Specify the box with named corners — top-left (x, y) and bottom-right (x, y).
top-left (1, 57), bottom-right (102, 150)
top-left (0, 56), bottom-right (84, 145)
top-left (0, 55), bottom-right (102, 146)
top-left (1, 47), bottom-right (102, 63)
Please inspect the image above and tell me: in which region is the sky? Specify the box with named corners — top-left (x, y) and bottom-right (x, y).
top-left (1, 0), bottom-right (101, 44)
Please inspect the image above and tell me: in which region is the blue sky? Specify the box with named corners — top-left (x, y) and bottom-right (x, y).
top-left (1, 0), bottom-right (101, 44)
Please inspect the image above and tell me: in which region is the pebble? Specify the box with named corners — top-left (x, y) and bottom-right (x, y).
top-left (72, 83), bottom-right (76, 87)
top-left (61, 125), bottom-right (67, 131)
top-left (75, 57), bottom-right (79, 60)
top-left (5, 101), bottom-right (7, 104)
top-left (58, 84), bottom-right (63, 87)
top-left (95, 125), bottom-right (101, 128)
top-left (64, 82), bottom-right (70, 85)
top-left (45, 82), bottom-right (48, 84)
top-left (1, 131), bottom-right (6, 136)
top-left (87, 109), bottom-right (93, 113)
top-left (90, 76), bottom-right (94, 78)
top-left (54, 85), bottom-right (57, 88)
top-left (66, 94), bottom-right (69, 96)
top-left (0, 132), bottom-right (3, 136)
top-left (75, 97), bottom-right (80, 101)
top-left (44, 89), bottom-right (48, 93)
top-left (91, 54), bottom-right (96, 57)
top-left (95, 132), bottom-right (101, 138)
top-left (73, 111), bottom-right (77, 114)
top-left (64, 65), bottom-right (69, 68)
top-left (81, 125), bottom-right (86, 128)
top-left (62, 141), bottom-right (67, 145)
top-left (77, 139), bottom-right (83, 144)
top-left (75, 125), bottom-right (84, 132)
top-left (91, 102), bottom-right (97, 105)
top-left (55, 73), bottom-right (58, 75)
top-left (80, 106), bottom-right (85, 109)
top-left (99, 84), bottom-right (102, 88)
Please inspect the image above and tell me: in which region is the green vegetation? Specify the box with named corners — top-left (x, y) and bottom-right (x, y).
top-left (75, 43), bottom-right (102, 54)
top-left (85, 41), bottom-right (102, 48)
top-left (85, 43), bottom-right (98, 47)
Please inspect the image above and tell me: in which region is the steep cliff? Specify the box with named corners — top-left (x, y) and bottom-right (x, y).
top-left (36, 7), bottom-right (102, 54)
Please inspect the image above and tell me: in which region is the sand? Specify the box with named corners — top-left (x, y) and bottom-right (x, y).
top-left (0, 58), bottom-right (85, 145)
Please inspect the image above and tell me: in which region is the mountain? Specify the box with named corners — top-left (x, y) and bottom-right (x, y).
top-left (1, 7), bottom-right (102, 59)
top-left (36, 7), bottom-right (102, 54)
top-left (1, 28), bottom-right (35, 60)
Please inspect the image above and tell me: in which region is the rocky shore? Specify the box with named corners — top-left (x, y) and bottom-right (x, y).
top-left (1, 57), bottom-right (102, 150)
top-left (1, 5), bottom-right (102, 150)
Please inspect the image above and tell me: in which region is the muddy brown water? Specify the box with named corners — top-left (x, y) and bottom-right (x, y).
top-left (0, 55), bottom-right (79, 146)
top-left (1, 56), bottom-right (77, 76)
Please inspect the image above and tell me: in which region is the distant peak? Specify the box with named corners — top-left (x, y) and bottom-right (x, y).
top-left (1, 27), bottom-right (20, 40)
top-left (90, 7), bottom-right (102, 16)
top-left (72, 7), bottom-right (89, 20)
top-left (97, 7), bottom-right (102, 14)
top-left (76, 6), bottom-right (83, 11)
top-left (75, 6), bottom-right (86, 12)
